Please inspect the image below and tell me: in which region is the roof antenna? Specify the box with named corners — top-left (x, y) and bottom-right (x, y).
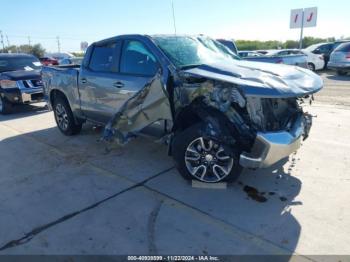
top-left (171, 0), bottom-right (177, 35)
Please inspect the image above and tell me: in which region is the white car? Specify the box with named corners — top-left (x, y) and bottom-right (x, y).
top-left (271, 49), bottom-right (325, 71)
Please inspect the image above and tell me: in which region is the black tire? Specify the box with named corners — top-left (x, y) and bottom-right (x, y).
top-left (0, 95), bottom-right (12, 114)
top-left (337, 70), bottom-right (348, 76)
top-left (307, 63), bottom-right (315, 71)
top-left (172, 122), bottom-right (243, 183)
top-left (53, 95), bottom-right (82, 136)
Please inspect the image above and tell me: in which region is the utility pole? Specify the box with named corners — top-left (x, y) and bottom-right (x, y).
top-left (299, 10), bottom-right (305, 49)
top-left (171, 0), bottom-right (177, 35)
top-left (56, 36), bottom-right (61, 52)
top-left (6, 35), bottom-right (10, 47)
top-left (0, 31), bottom-right (5, 52)
top-left (28, 36), bottom-right (31, 46)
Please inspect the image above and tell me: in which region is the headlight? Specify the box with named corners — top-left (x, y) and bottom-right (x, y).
top-left (0, 80), bottom-right (18, 89)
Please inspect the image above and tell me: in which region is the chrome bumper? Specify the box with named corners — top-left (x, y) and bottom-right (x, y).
top-left (239, 114), bottom-right (309, 169)
top-left (20, 87), bottom-right (44, 103)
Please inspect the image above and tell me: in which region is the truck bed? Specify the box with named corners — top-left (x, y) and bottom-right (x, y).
top-left (42, 65), bottom-right (81, 112)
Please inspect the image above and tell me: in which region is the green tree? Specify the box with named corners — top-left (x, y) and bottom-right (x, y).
top-left (2, 43), bottom-right (45, 58)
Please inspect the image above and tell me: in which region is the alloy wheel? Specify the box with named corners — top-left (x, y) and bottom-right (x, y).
top-left (55, 103), bottom-right (69, 131)
top-left (184, 137), bottom-right (234, 183)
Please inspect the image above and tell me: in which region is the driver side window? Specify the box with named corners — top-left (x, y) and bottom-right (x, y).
top-left (120, 40), bottom-right (158, 76)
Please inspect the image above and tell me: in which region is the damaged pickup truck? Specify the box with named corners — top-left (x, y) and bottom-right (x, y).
top-left (42, 35), bottom-right (323, 183)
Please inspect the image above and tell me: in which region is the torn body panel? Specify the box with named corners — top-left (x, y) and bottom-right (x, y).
top-left (103, 72), bottom-right (173, 144)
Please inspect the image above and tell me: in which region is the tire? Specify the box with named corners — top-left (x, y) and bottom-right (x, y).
top-left (0, 95), bottom-right (12, 114)
top-left (172, 122), bottom-right (243, 183)
top-left (337, 70), bottom-right (348, 76)
top-left (53, 95), bottom-right (82, 136)
top-left (307, 63), bottom-right (315, 71)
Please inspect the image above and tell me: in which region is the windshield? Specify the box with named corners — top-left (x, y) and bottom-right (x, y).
top-left (153, 36), bottom-right (240, 69)
top-left (0, 56), bottom-right (42, 73)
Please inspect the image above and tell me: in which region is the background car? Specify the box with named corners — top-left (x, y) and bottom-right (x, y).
top-left (270, 49), bottom-right (324, 71)
top-left (328, 42), bottom-right (350, 76)
top-left (39, 57), bottom-right (58, 66)
top-left (216, 39), bottom-right (238, 54)
top-left (304, 40), bottom-right (350, 69)
top-left (59, 57), bottom-right (83, 66)
top-left (0, 53), bottom-right (44, 114)
top-left (238, 51), bottom-right (262, 58)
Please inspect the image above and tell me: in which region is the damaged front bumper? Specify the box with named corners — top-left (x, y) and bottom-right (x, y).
top-left (239, 113), bottom-right (311, 169)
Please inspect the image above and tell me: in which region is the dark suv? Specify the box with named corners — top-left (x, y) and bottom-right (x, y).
top-left (0, 53), bottom-right (44, 114)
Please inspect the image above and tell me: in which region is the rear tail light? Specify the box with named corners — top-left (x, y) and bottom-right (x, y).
top-left (346, 53), bottom-right (350, 59)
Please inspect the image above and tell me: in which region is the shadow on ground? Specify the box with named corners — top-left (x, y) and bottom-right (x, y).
top-left (0, 108), bottom-right (302, 256)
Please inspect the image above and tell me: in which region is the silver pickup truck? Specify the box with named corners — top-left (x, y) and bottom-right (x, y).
top-left (42, 34), bottom-right (323, 183)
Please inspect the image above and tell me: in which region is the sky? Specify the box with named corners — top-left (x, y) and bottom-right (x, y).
top-left (0, 0), bottom-right (349, 52)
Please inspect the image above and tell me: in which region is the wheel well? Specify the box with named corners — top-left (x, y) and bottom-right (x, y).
top-left (50, 89), bottom-right (68, 106)
top-left (173, 105), bottom-right (202, 132)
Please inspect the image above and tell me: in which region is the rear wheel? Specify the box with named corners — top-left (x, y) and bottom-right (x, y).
top-left (307, 63), bottom-right (315, 71)
top-left (0, 95), bottom-right (12, 114)
top-left (172, 122), bottom-right (243, 183)
top-left (53, 96), bottom-right (82, 135)
top-left (337, 70), bottom-right (348, 76)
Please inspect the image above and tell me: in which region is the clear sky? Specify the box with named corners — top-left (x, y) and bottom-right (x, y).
top-left (0, 0), bottom-right (349, 52)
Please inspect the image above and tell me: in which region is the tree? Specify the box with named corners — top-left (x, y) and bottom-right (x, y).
top-left (2, 43), bottom-right (45, 58)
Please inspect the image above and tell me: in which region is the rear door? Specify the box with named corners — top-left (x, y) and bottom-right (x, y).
top-left (79, 40), bottom-right (122, 123)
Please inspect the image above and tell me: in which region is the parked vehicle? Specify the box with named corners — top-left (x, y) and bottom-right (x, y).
top-left (305, 41), bottom-right (350, 69)
top-left (0, 53), bottom-right (44, 114)
top-left (39, 57), bottom-right (59, 66)
top-left (42, 35), bottom-right (323, 183)
top-left (216, 39), bottom-right (238, 54)
top-left (238, 51), bottom-right (262, 58)
top-left (59, 57), bottom-right (83, 66)
top-left (244, 49), bottom-right (308, 68)
top-left (265, 49), bottom-right (324, 71)
top-left (328, 42), bottom-right (350, 76)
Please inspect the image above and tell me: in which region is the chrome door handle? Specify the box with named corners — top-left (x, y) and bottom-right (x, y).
top-left (113, 82), bottom-right (124, 88)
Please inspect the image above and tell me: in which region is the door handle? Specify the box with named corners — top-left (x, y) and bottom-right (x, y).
top-left (113, 82), bottom-right (124, 88)
top-left (81, 78), bottom-right (87, 84)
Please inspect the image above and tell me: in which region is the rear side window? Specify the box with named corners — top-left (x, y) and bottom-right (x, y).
top-left (120, 40), bottom-right (158, 76)
top-left (316, 44), bottom-right (332, 53)
top-left (334, 43), bottom-right (350, 52)
top-left (89, 43), bottom-right (118, 72)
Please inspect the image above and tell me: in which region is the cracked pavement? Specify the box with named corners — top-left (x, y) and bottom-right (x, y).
top-left (0, 72), bottom-right (349, 257)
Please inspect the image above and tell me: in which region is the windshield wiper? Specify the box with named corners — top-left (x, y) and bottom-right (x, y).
top-left (179, 64), bottom-right (204, 70)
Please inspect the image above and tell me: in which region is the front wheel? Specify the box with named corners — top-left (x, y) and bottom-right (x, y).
top-left (0, 95), bottom-right (12, 114)
top-left (172, 123), bottom-right (243, 183)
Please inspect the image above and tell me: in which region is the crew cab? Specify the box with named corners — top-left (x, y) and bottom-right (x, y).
top-left (0, 53), bottom-right (44, 114)
top-left (42, 35), bottom-right (323, 183)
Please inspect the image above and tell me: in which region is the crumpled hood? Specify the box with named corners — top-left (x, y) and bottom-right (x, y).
top-left (0, 70), bottom-right (41, 81)
top-left (182, 59), bottom-right (323, 98)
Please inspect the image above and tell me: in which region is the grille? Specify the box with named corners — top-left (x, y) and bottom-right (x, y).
top-left (21, 79), bottom-right (43, 88)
